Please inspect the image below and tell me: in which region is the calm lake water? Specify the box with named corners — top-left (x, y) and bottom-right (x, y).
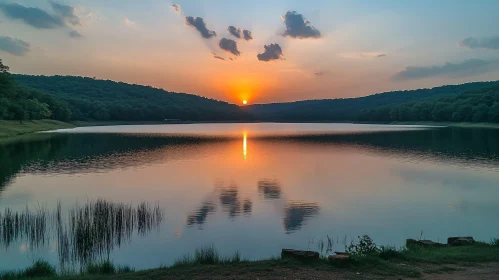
top-left (1, 123), bottom-right (499, 270)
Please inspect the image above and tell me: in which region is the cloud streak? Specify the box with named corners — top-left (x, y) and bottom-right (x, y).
top-left (339, 52), bottom-right (387, 59)
top-left (50, 1), bottom-right (80, 26)
top-left (0, 36), bottom-right (30, 56)
top-left (282, 11), bottom-right (321, 39)
top-left (257, 43), bottom-right (284, 62)
top-left (211, 52), bottom-right (225, 61)
top-left (243, 30), bottom-right (253, 41)
top-left (69, 30), bottom-right (82, 38)
top-left (219, 38), bottom-right (240, 56)
top-left (0, 2), bottom-right (81, 38)
top-left (185, 16), bottom-right (216, 39)
top-left (123, 17), bottom-right (136, 27)
top-left (228, 26), bottom-right (253, 41)
top-left (171, 4), bottom-right (181, 14)
top-left (459, 36), bottom-right (499, 50)
top-left (0, 3), bottom-right (63, 29)
top-left (393, 59), bottom-right (499, 81)
top-left (228, 26), bottom-right (241, 39)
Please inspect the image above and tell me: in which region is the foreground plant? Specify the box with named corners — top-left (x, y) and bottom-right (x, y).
top-left (347, 235), bottom-right (379, 256)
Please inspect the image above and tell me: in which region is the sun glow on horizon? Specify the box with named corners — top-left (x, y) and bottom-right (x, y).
top-left (243, 100), bottom-right (248, 105)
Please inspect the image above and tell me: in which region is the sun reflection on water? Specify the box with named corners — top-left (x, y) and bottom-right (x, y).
top-left (243, 131), bottom-right (248, 160)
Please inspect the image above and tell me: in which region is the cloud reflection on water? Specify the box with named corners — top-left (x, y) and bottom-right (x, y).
top-left (186, 178), bottom-right (320, 234)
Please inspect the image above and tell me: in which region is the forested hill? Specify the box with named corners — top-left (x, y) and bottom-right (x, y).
top-left (13, 75), bottom-right (251, 121)
top-left (358, 84), bottom-right (499, 123)
top-left (245, 81), bottom-right (499, 121)
top-left (0, 60), bottom-right (73, 122)
top-left (9, 72), bottom-right (499, 123)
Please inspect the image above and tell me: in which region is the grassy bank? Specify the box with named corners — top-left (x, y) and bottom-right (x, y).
top-left (2, 119), bottom-right (499, 142)
top-left (69, 121), bottom-right (164, 127)
top-left (0, 120), bottom-right (166, 140)
top-left (0, 120), bottom-right (74, 139)
top-left (389, 121), bottom-right (499, 129)
top-left (3, 238), bottom-right (499, 279)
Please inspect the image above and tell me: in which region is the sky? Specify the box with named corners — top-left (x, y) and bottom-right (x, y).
top-left (1, 0), bottom-right (499, 104)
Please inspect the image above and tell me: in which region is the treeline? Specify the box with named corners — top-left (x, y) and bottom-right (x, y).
top-left (4, 58), bottom-right (499, 123)
top-left (13, 74), bottom-right (251, 121)
top-left (0, 60), bottom-right (72, 121)
top-left (246, 81), bottom-right (499, 121)
top-left (357, 85), bottom-right (499, 123)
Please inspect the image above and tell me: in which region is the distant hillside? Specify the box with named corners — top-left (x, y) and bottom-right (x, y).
top-left (245, 81), bottom-right (499, 121)
top-left (0, 60), bottom-right (73, 122)
top-left (358, 85), bottom-right (499, 123)
top-left (12, 74), bottom-right (499, 123)
top-left (13, 75), bottom-right (251, 121)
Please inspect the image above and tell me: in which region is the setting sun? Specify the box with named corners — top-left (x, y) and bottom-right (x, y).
top-left (243, 100), bottom-right (248, 105)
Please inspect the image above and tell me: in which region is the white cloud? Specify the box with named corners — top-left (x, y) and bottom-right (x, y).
top-left (171, 4), bottom-right (181, 14)
top-left (123, 17), bottom-right (136, 27)
top-left (338, 52), bottom-right (387, 59)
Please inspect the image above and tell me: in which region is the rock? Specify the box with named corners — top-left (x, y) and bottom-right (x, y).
top-left (328, 254), bottom-right (350, 261)
top-left (448, 237), bottom-right (475, 246)
top-left (281, 249), bottom-right (319, 261)
top-left (328, 254), bottom-right (350, 265)
top-left (406, 239), bottom-right (447, 248)
top-left (334, 251), bottom-right (349, 255)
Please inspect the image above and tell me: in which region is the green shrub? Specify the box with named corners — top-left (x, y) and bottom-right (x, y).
top-left (347, 235), bottom-right (379, 256)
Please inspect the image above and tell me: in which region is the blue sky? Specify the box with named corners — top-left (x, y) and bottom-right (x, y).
top-left (1, 0), bottom-right (499, 103)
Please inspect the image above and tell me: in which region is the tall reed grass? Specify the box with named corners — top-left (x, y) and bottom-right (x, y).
top-left (0, 199), bottom-right (164, 267)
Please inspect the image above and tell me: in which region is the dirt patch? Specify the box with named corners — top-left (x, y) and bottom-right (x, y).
top-left (122, 262), bottom-right (499, 280)
top-left (419, 263), bottom-right (499, 280)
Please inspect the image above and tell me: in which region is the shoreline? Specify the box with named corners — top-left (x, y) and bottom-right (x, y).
top-left (0, 120), bottom-right (74, 141)
top-left (2, 238), bottom-right (499, 279)
top-left (2, 120), bottom-right (499, 142)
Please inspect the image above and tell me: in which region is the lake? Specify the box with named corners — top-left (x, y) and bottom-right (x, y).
top-left (1, 123), bottom-right (499, 270)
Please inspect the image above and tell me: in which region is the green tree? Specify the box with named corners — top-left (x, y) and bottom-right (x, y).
top-left (8, 103), bottom-right (26, 121)
top-left (0, 59), bottom-right (9, 74)
top-left (488, 103), bottom-right (499, 122)
top-left (472, 104), bottom-right (489, 122)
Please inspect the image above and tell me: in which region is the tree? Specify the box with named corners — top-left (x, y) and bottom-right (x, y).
top-left (0, 60), bottom-right (15, 95)
top-left (0, 61), bottom-right (68, 121)
top-left (472, 104), bottom-right (489, 122)
top-left (0, 59), bottom-right (9, 74)
top-left (488, 103), bottom-right (499, 122)
top-left (8, 103), bottom-right (26, 122)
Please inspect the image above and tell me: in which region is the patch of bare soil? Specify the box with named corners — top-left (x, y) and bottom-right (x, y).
top-left (419, 263), bottom-right (499, 280)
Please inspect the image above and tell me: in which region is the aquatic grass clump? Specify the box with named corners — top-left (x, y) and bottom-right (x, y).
top-left (23, 261), bottom-right (57, 278)
top-left (63, 199), bottom-right (164, 265)
top-left (85, 260), bottom-right (116, 275)
top-left (117, 265), bottom-right (135, 274)
top-left (377, 246), bottom-right (404, 260)
top-left (0, 206), bottom-right (48, 249)
top-left (0, 260), bottom-right (57, 279)
top-left (173, 246), bottom-right (242, 267)
top-left (227, 251), bottom-right (241, 263)
top-left (194, 245), bottom-right (221, 264)
top-left (173, 255), bottom-right (196, 267)
top-left (0, 199), bottom-right (164, 267)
